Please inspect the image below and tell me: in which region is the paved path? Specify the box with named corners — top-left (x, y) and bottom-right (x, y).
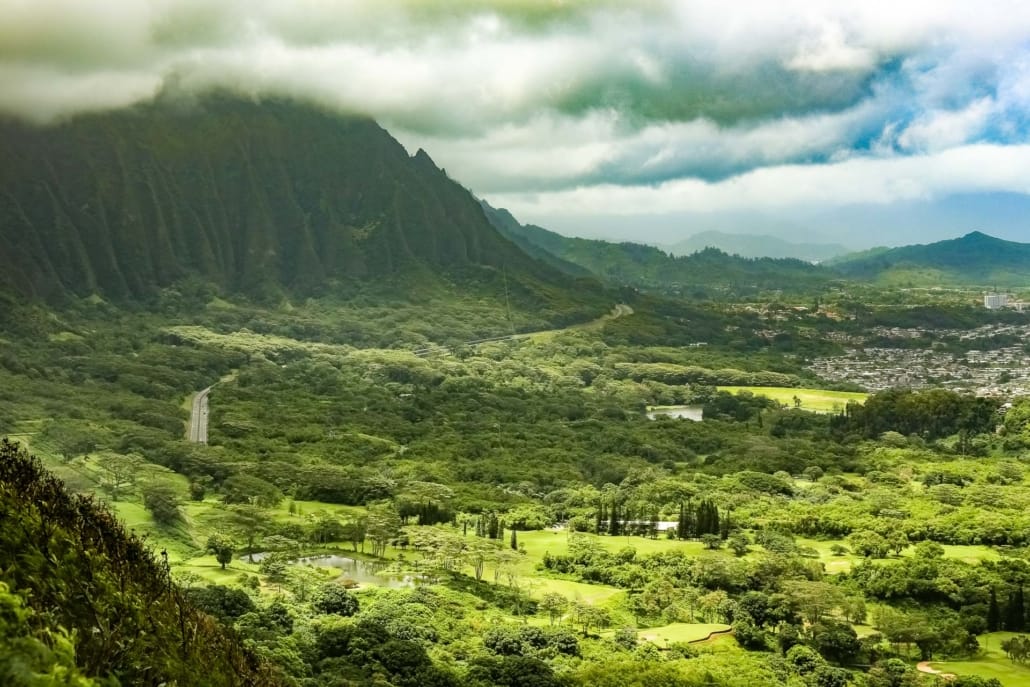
top-left (916, 661), bottom-right (955, 680)
top-left (187, 385), bottom-right (213, 444)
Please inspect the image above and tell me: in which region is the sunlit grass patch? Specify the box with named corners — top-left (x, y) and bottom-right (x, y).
top-left (718, 386), bottom-right (868, 412)
top-left (934, 632), bottom-right (1030, 687)
top-left (639, 623), bottom-right (732, 647)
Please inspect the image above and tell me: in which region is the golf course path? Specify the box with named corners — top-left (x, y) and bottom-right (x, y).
top-left (916, 661), bottom-right (955, 679)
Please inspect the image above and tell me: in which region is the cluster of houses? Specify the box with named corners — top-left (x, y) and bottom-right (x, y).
top-left (810, 323), bottom-right (1030, 397)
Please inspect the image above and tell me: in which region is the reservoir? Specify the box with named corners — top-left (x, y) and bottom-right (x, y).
top-left (646, 405), bottom-right (703, 421)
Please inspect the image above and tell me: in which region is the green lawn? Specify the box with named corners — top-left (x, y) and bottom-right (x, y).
top-left (796, 537), bottom-right (1001, 574)
top-left (528, 578), bottom-right (625, 607)
top-left (933, 632), bottom-right (1030, 687)
top-left (638, 623), bottom-right (731, 647)
top-left (718, 386), bottom-right (868, 413)
top-left (795, 538), bottom-right (861, 573)
top-left (176, 557), bottom-right (264, 586)
top-left (517, 529), bottom-right (706, 565)
top-left (853, 624), bottom-right (877, 638)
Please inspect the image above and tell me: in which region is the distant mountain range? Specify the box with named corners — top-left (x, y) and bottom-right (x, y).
top-left (484, 203), bottom-right (1030, 290)
top-left (3, 93), bottom-right (1026, 306)
top-left (0, 94), bottom-right (598, 318)
top-left (481, 201), bottom-right (832, 294)
top-left (831, 231), bottom-right (1030, 286)
top-left (666, 231), bottom-right (849, 263)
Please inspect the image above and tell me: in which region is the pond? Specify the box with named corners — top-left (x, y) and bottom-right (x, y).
top-left (245, 553), bottom-right (419, 588)
top-left (646, 405), bottom-right (703, 421)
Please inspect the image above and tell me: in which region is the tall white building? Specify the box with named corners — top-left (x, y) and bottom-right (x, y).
top-left (984, 293), bottom-right (1009, 309)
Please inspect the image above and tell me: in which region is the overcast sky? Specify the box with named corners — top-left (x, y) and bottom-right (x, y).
top-left (3, 1), bottom-right (1030, 247)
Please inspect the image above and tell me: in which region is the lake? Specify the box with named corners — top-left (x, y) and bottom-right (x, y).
top-left (646, 405), bottom-right (703, 421)
top-left (246, 553), bottom-right (419, 588)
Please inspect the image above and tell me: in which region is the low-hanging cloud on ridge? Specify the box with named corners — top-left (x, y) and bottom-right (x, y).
top-left (3, 0), bottom-right (1030, 244)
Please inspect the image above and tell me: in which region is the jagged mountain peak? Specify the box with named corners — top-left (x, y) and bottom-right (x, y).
top-left (0, 94), bottom-right (572, 304)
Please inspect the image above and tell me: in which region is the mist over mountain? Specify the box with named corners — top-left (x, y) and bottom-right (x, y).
top-left (666, 231), bottom-right (849, 262)
top-left (0, 94), bottom-right (582, 308)
top-left (831, 231), bottom-right (1030, 285)
top-left (481, 201), bottom-right (832, 295)
top-left (478, 203), bottom-right (595, 278)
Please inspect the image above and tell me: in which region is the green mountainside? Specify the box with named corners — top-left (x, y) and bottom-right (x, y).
top-left (831, 231), bottom-right (1030, 285)
top-left (666, 230), bottom-right (848, 263)
top-left (0, 439), bottom-right (283, 686)
top-left (481, 201), bottom-right (833, 295)
top-left (0, 95), bottom-right (593, 316)
top-left (478, 203), bottom-right (595, 278)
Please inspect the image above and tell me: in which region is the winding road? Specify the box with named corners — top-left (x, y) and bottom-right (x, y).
top-left (184, 304), bottom-right (633, 441)
top-left (187, 385), bottom-right (213, 444)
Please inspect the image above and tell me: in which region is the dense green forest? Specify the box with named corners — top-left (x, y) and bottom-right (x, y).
top-left (830, 232), bottom-right (1030, 287)
top-left (5, 93), bottom-right (1030, 687)
top-left (4, 286), bottom-right (1030, 686)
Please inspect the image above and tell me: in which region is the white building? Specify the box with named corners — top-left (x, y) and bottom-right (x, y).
top-left (985, 293), bottom-right (1009, 310)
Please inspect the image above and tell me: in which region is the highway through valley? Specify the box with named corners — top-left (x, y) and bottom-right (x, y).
top-left (187, 385), bottom-right (213, 443)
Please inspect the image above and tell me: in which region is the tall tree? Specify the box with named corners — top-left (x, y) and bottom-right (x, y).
top-left (539, 592), bottom-right (569, 626)
top-left (206, 535), bottom-right (235, 570)
top-left (366, 505), bottom-right (402, 558)
top-left (222, 504), bottom-right (272, 563)
top-left (988, 589), bottom-right (1002, 632)
top-left (1006, 587), bottom-right (1026, 632)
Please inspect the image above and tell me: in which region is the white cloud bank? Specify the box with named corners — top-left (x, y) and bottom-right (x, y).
top-left (489, 144), bottom-right (1030, 216)
top-left (3, 0), bottom-right (1030, 243)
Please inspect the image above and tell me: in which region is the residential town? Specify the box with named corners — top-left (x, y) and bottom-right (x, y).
top-left (810, 323), bottom-right (1030, 397)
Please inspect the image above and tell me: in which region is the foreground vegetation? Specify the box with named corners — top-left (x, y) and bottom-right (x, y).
top-left (4, 288), bottom-right (1030, 686)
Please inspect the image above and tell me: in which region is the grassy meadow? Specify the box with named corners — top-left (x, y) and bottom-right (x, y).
top-left (718, 386), bottom-right (868, 412)
top-left (933, 632), bottom-right (1030, 686)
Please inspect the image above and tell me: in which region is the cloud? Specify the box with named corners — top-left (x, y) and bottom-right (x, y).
top-left (393, 100), bottom-right (888, 193)
top-left (2, 0), bottom-right (1020, 129)
top-left (2, 1), bottom-right (1030, 243)
top-left (487, 143), bottom-right (1030, 216)
top-left (896, 97), bottom-right (996, 152)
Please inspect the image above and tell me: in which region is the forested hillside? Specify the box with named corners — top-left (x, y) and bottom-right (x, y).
top-left (832, 232), bottom-right (1030, 285)
top-left (480, 202), bottom-right (834, 296)
top-left (0, 94), bottom-right (596, 318)
top-left (0, 439), bottom-right (283, 686)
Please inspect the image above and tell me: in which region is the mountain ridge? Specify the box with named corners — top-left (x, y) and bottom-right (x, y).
top-left (831, 231), bottom-right (1030, 285)
top-left (480, 200), bottom-right (833, 295)
top-left (0, 94), bottom-right (588, 312)
top-left (666, 230), bottom-right (849, 262)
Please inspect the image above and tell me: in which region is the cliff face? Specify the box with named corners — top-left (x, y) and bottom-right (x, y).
top-left (0, 95), bottom-right (558, 301)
